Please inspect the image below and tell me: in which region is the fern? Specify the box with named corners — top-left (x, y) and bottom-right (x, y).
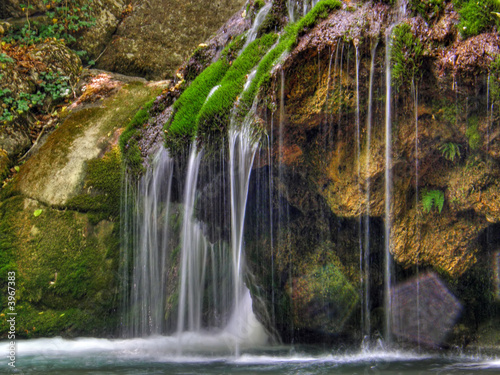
top-left (421, 189), bottom-right (445, 213)
top-left (439, 142), bottom-right (461, 161)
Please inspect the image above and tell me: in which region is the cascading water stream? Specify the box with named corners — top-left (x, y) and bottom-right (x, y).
top-left (384, 23), bottom-right (394, 347)
top-left (362, 40), bottom-right (378, 346)
top-left (414, 79), bottom-right (422, 350)
top-left (384, 0), bottom-right (407, 344)
top-left (228, 104), bottom-right (261, 355)
top-left (242, 3), bottom-right (272, 53)
top-left (354, 43), bottom-right (364, 342)
top-left (121, 149), bottom-right (174, 337)
top-left (177, 146), bottom-right (205, 334)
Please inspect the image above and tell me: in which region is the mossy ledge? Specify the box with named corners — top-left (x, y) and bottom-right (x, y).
top-left (163, 0), bottom-right (342, 154)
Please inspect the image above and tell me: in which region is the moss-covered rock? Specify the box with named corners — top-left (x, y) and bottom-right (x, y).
top-left (15, 74), bottom-right (165, 206)
top-left (0, 196), bottom-right (119, 338)
top-left (0, 71), bottom-right (167, 338)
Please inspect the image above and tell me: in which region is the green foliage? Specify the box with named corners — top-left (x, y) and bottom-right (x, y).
top-left (3, 0), bottom-right (96, 50)
top-left (0, 71), bottom-right (71, 123)
top-left (455, 0), bottom-right (500, 38)
top-left (409, 0), bottom-right (445, 20)
top-left (164, 60), bottom-right (230, 152)
top-left (466, 116), bottom-right (481, 150)
top-left (0, 53), bottom-right (14, 63)
top-left (118, 99), bottom-right (155, 174)
top-left (490, 54), bottom-right (500, 103)
top-left (439, 142), bottom-right (462, 161)
top-left (391, 23), bottom-right (424, 90)
top-left (254, 0), bottom-right (266, 11)
top-left (421, 189), bottom-right (445, 213)
top-left (39, 71), bottom-right (71, 100)
top-left (197, 33), bottom-right (278, 140)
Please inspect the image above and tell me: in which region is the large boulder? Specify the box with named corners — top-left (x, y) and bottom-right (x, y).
top-left (0, 72), bottom-right (168, 338)
top-left (15, 71), bottom-right (166, 206)
top-left (72, 0), bottom-right (127, 61)
top-left (96, 0), bottom-right (247, 79)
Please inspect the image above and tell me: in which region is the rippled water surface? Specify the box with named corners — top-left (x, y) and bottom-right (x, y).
top-left (2, 337), bottom-right (500, 374)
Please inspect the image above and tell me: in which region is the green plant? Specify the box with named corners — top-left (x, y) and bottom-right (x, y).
top-left (410, 0), bottom-right (445, 20)
top-left (391, 22), bottom-right (424, 90)
top-left (455, 0), bottom-right (500, 38)
top-left (254, 0), bottom-right (266, 11)
top-left (466, 116), bottom-right (481, 150)
top-left (39, 71), bottom-right (71, 100)
top-left (197, 33), bottom-right (278, 139)
top-left (0, 70), bottom-right (71, 123)
top-left (421, 189), bottom-right (445, 213)
top-left (439, 142), bottom-right (462, 161)
top-left (0, 53), bottom-right (14, 64)
top-left (490, 54), bottom-right (500, 103)
top-left (3, 0), bottom-right (95, 50)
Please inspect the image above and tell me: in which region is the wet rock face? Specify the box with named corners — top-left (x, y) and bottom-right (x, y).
top-left (242, 1), bottom-right (500, 344)
top-left (96, 0), bottom-right (247, 80)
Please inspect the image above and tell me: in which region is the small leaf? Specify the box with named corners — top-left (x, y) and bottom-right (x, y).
top-left (60, 313), bottom-right (65, 317)
top-left (14, 166), bottom-right (20, 172)
top-left (34, 209), bottom-right (43, 217)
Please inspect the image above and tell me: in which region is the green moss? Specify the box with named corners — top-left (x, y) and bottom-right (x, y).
top-left (293, 263), bottom-right (359, 333)
top-left (66, 147), bottom-right (123, 221)
top-left (241, 0), bottom-right (342, 111)
top-left (0, 196), bottom-right (119, 338)
top-left (119, 99), bottom-right (155, 174)
top-left (164, 0), bottom-right (341, 153)
top-left (255, 0), bottom-right (266, 11)
top-left (409, 0), bottom-right (445, 21)
top-left (455, 0), bottom-right (500, 38)
top-left (490, 55), bottom-right (500, 103)
top-left (466, 116), bottom-right (481, 150)
top-left (391, 22), bottom-right (424, 90)
top-left (197, 33), bottom-right (278, 142)
top-left (164, 60), bottom-right (230, 152)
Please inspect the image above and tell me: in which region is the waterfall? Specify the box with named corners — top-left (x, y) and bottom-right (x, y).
top-left (122, 76), bottom-right (268, 354)
top-left (121, 149), bottom-right (174, 337)
top-left (242, 3), bottom-right (272, 53)
top-left (411, 78), bottom-right (421, 350)
top-left (384, 22), bottom-right (394, 346)
top-left (176, 146), bottom-right (205, 333)
top-left (362, 41), bottom-right (378, 345)
top-left (384, 0), bottom-right (407, 344)
top-left (355, 43), bottom-right (364, 342)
